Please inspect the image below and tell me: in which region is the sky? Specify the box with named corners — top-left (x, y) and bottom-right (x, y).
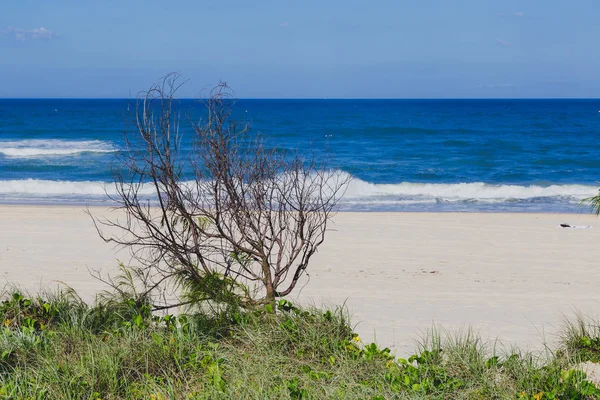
top-left (1, 1), bottom-right (599, 98)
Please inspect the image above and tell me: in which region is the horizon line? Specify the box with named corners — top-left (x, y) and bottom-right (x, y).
top-left (0, 97), bottom-right (599, 101)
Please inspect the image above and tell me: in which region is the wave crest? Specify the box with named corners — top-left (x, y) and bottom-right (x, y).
top-left (342, 174), bottom-right (596, 203)
top-left (0, 174), bottom-right (596, 211)
top-left (0, 139), bottom-right (115, 157)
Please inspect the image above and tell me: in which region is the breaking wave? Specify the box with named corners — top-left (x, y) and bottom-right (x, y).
top-left (0, 173), bottom-right (596, 211)
top-left (0, 139), bottom-right (116, 157)
top-left (343, 176), bottom-right (596, 203)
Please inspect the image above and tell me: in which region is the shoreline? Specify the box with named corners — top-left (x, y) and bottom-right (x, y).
top-left (1, 205), bottom-right (599, 355)
top-left (0, 201), bottom-right (595, 215)
top-left (0, 178), bottom-right (595, 214)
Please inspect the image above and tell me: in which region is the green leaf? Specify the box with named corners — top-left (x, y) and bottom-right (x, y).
top-left (485, 356), bottom-right (499, 368)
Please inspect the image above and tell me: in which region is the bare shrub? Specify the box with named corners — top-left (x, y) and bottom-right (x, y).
top-left (90, 74), bottom-right (349, 310)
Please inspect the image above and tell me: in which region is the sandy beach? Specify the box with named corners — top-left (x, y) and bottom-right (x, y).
top-left (1, 205), bottom-right (599, 356)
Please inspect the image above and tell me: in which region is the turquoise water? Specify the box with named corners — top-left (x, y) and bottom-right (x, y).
top-left (1, 99), bottom-right (599, 212)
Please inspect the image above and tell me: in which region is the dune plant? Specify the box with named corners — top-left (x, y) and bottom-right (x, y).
top-left (582, 192), bottom-right (600, 216)
top-left (1, 289), bottom-right (600, 399)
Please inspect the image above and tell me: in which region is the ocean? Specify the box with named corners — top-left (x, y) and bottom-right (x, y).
top-left (0, 98), bottom-right (599, 212)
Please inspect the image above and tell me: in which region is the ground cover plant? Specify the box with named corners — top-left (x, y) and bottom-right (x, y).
top-left (0, 289), bottom-right (599, 399)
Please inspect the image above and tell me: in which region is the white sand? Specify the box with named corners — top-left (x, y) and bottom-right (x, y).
top-left (1, 205), bottom-right (599, 356)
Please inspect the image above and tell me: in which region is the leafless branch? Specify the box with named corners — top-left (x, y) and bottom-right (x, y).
top-left (90, 74), bottom-right (349, 309)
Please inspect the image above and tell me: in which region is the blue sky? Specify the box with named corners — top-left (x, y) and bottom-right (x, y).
top-left (1, 1), bottom-right (599, 98)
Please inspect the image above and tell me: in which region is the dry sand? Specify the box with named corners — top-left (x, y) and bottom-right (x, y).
top-left (1, 205), bottom-right (599, 356)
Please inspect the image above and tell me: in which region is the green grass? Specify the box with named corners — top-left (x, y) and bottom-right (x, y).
top-left (0, 290), bottom-right (599, 399)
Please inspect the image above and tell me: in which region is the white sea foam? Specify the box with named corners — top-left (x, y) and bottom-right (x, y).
top-left (0, 179), bottom-right (117, 196)
top-left (342, 174), bottom-right (596, 203)
top-left (0, 174), bottom-right (596, 208)
top-left (0, 139), bottom-right (115, 157)
top-left (0, 179), bottom-right (165, 198)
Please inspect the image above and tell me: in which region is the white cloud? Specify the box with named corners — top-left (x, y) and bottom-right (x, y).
top-left (496, 38), bottom-right (511, 46)
top-left (1, 26), bottom-right (58, 41)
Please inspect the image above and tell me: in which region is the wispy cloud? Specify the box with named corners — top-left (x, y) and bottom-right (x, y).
top-left (496, 38), bottom-right (511, 47)
top-left (0, 26), bottom-right (58, 41)
top-left (477, 83), bottom-right (516, 89)
top-left (500, 11), bottom-right (526, 18)
top-left (279, 22), bottom-right (289, 28)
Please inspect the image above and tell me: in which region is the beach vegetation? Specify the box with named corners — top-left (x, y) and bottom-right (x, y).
top-left (582, 197), bottom-right (600, 216)
top-left (89, 74), bottom-right (348, 312)
top-left (1, 289), bottom-right (600, 399)
top-left (581, 190), bottom-right (600, 216)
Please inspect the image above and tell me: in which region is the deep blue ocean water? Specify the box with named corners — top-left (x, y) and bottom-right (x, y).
top-left (1, 99), bottom-right (599, 212)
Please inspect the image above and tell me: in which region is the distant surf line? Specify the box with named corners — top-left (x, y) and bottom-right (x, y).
top-left (0, 139), bottom-right (116, 158)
